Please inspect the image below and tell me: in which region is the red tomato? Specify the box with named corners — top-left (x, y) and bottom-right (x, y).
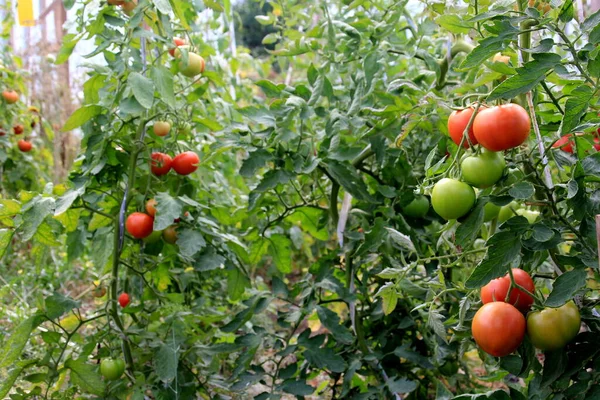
top-left (125, 212), bottom-right (154, 239)
top-left (118, 293), bottom-right (130, 308)
top-left (472, 302), bottom-right (526, 357)
top-left (553, 134), bottom-right (574, 153)
top-left (2, 90), bottom-right (18, 104)
top-left (594, 137), bottom-right (600, 151)
top-left (150, 152), bottom-right (172, 176)
top-left (169, 38), bottom-right (186, 57)
top-left (0, 129), bottom-right (5, 136)
top-left (18, 140), bottom-right (32, 152)
top-left (145, 199), bottom-right (157, 217)
top-left (13, 124), bottom-right (24, 135)
top-left (172, 151), bottom-right (200, 175)
top-left (107, 0), bottom-right (125, 4)
top-left (473, 104), bottom-right (531, 151)
top-left (448, 107), bottom-right (480, 148)
top-left (481, 268), bottom-right (535, 312)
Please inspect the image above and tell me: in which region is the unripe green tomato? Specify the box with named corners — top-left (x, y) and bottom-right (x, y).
top-left (100, 358), bottom-right (125, 381)
top-left (498, 202), bottom-right (518, 223)
top-left (517, 209), bottom-right (540, 224)
top-left (527, 301), bottom-right (581, 351)
top-left (143, 230), bottom-right (162, 244)
top-left (401, 195), bottom-right (430, 218)
top-left (461, 150), bottom-right (506, 188)
top-left (483, 202), bottom-right (501, 222)
top-left (431, 178), bottom-right (476, 220)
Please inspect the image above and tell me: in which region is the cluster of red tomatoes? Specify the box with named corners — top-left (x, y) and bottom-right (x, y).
top-left (2, 91), bottom-right (35, 152)
top-left (429, 103), bottom-right (530, 221)
top-left (553, 132), bottom-right (600, 154)
top-left (473, 269), bottom-right (581, 357)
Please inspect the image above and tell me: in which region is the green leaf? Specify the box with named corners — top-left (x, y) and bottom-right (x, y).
top-left (487, 53), bottom-right (561, 101)
top-left (285, 207), bottom-right (328, 241)
top-left (436, 14), bottom-right (472, 34)
top-left (460, 21), bottom-right (518, 69)
top-left (154, 344), bottom-right (178, 382)
top-left (560, 85), bottom-right (594, 135)
top-left (153, 192), bottom-right (182, 231)
top-left (194, 251), bottom-right (225, 272)
top-left (456, 198), bottom-right (487, 246)
top-left (508, 182), bottom-right (535, 200)
top-left (0, 316), bottom-right (42, 370)
top-left (63, 105), bottom-right (104, 131)
top-left (240, 149), bottom-right (274, 178)
top-left (151, 66), bottom-right (176, 108)
top-left (92, 229), bottom-right (114, 271)
top-left (325, 160), bottom-right (376, 203)
top-left (19, 196), bottom-right (55, 241)
top-left (262, 32), bottom-right (280, 45)
top-left (0, 360), bottom-right (37, 399)
top-left (465, 231), bottom-right (522, 288)
top-left (128, 72), bottom-right (155, 109)
top-left (255, 80), bottom-right (282, 97)
top-left (269, 234), bottom-right (292, 273)
top-left (386, 227), bottom-right (416, 252)
top-left (238, 106), bottom-right (276, 127)
top-left (0, 229), bottom-right (13, 260)
top-left (45, 292), bottom-right (80, 320)
top-left (153, 0), bottom-right (172, 14)
top-left (558, 0), bottom-right (574, 22)
top-left (541, 350), bottom-right (567, 387)
top-left (280, 380), bottom-right (314, 396)
top-left (304, 346), bottom-right (346, 373)
top-left (65, 358), bottom-right (105, 396)
top-left (545, 269), bottom-right (587, 307)
top-left (177, 228), bottom-right (206, 258)
top-left (55, 33), bottom-right (81, 65)
top-left (388, 377), bottom-right (417, 394)
top-left (227, 267), bottom-right (249, 301)
top-left (316, 306), bottom-right (354, 344)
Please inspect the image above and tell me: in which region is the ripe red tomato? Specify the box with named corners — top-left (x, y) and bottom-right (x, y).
top-left (2, 90), bottom-right (18, 104)
top-left (172, 151), bottom-right (200, 175)
top-left (17, 140), bottom-right (32, 152)
top-left (595, 137), bottom-right (600, 151)
top-left (169, 38), bottom-right (186, 56)
top-left (473, 104), bottom-right (531, 151)
top-left (527, 301), bottom-right (581, 351)
top-left (447, 107), bottom-right (480, 148)
top-left (153, 121), bottom-right (171, 137)
top-left (163, 225), bottom-right (178, 244)
top-left (118, 293), bottom-right (130, 308)
top-left (125, 212), bottom-right (154, 239)
top-left (553, 134), bottom-right (574, 153)
top-left (145, 199), bottom-right (157, 217)
top-left (13, 124), bottom-right (24, 135)
top-left (431, 178), bottom-right (476, 220)
top-left (472, 302), bottom-right (526, 357)
top-left (100, 358), bottom-right (125, 380)
top-left (460, 149), bottom-right (506, 188)
top-left (150, 152), bottom-right (172, 176)
top-left (481, 268), bottom-right (535, 312)
top-left (107, 0), bottom-right (125, 4)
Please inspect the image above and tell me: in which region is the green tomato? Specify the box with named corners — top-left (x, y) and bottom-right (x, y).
top-left (143, 230), bottom-right (162, 244)
top-left (460, 150), bottom-right (506, 188)
top-left (527, 301), bottom-right (581, 351)
top-left (431, 178), bottom-right (476, 220)
top-left (517, 209), bottom-right (540, 224)
top-left (402, 195), bottom-right (430, 218)
top-left (498, 202), bottom-right (540, 224)
top-left (483, 202), bottom-right (501, 222)
top-left (176, 50), bottom-right (205, 77)
top-left (100, 358), bottom-right (125, 381)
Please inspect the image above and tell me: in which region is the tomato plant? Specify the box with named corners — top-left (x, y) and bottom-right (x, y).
top-left (118, 293), bottom-right (130, 308)
top-left (473, 104), bottom-right (531, 151)
top-left (150, 152), bottom-right (172, 176)
top-left (431, 178), bottom-right (476, 220)
top-left (100, 358), bottom-right (125, 380)
top-left (125, 212), bottom-right (154, 239)
top-left (17, 140), bottom-right (32, 152)
top-left (171, 151), bottom-right (199, 175)
top-left (461, 150), bottom-right (506, 188)
top-left (481, 268), bottom-right (535, 312)
top-left (401, 195), bottom-right (430, 218)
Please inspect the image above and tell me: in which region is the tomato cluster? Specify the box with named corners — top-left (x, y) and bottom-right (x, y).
top-left (150, 151), bottom-right (199, 176)
top-left (128, 198), bottom-right (183, 245)
top-left (472, 268), bottom-right (581, 357)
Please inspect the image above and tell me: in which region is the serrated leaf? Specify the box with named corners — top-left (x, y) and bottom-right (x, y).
top-left (545, 269), bottom-right (587, 307)
top-left (436, 14), bottom-right (472, 34)
top-left (65, 358), bottom-right (105, 396)
top-left (269, 234), bottom-right (292, 273)
top-left (316, 306), bottom-right (354, 344)
top-left (227, 267), bottom-right (249, 301)
top-left (465, 231), bottom-right (521, 288)
top-left (63, 105), bottom-right (104, 131)
top-left (177, 228), bottom-right (206, 258)
top-left (128, 72), bottom-right (155, 109)
top-left (19, 197), bottom-right (55, 241)
top-left (240, 149), bottom-right (274, 177)
top-left (0, 316), bottom-right (42, 370)
top-left (560, 85), bottom-right (594, 135)
top-left (385, 227), bottom-right (416, 252)
top-left (325, 160), bottom-right (376, 203)
top-left (151, 66), bottom-right (175, 108)
top-left (153, 192), bottom-right (182, 231)
top-left (153, 0), bottom-right (172, 14)
top-left (154, 344), bottom-right (178, 382)
top-left (509, 182), bottom-right (535, 199)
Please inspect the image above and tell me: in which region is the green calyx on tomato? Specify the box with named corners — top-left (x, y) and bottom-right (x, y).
top-left (401, 195), bottom-right (430, 218)
top-left (472, 302), bottom-right (526, 357)
top-left (527, 301), bottom-right (581, 351)
top-left (431, 178), bottom-right (476, 220)
top-left (100, 358), bottom-right (125, 380)
top-left (461, 150), bottom-right (506, 188)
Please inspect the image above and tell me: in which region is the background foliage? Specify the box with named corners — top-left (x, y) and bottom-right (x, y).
top-left (0, 0), bottom-right (599, 399)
